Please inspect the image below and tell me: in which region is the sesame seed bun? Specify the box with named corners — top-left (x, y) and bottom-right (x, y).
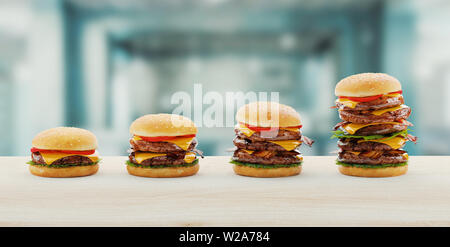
top-left (29, 164), bottom-right (99, 178)
top-left (130, 114), bottom-right (197, 137)
top-left (126, 164), bottom-right (199, 178)
top-left (233, 164), bottom-right (301, 178)
top-left (335, 73), bottom-right (402, 97)
top-left (32, 127), bottom-right (98, 151)
top-left (236, 102), bottom-right (301, 128)
top-left (338, 165), bottom-right (407, 178)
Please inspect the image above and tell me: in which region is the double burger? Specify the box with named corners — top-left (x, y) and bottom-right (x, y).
top-left (332, 73), bottom-right (417, 177)
top-left (127, 114), bottom-right (201, 178)
top-left (231, 101), bottom-right (314, 178)
top-left (28, 127), bottom-right (100, 178)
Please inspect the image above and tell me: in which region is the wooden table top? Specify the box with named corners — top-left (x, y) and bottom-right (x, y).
top-left (0, 156), bottom-right (449, 226)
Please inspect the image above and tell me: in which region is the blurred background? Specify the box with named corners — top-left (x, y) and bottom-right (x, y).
top-left (1, 0), bottom-right (449, 156)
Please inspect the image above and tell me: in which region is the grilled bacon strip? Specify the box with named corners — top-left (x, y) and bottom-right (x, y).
top-left (301, 135), bottom-right (314, 147)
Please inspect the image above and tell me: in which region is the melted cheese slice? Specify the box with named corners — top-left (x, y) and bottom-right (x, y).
top-left (167, 137), bottom-right (194, 151)
top-left (236, 124), bottom-right (256, 137)
top-left (386, 93), bottom-right (402, 98)
top-left (242, 149), bottom-right (255, 154)
top-left (371, 105), bottom-right (407, 116)
top-left (342, 122), bottom-right (401, 135)
top-left (348, 151), bottom-right (361, 155)
top-left (40, 151), bottom-right (99, 165)
top-left (403, 153), bottom-right (409, 160)
top-left (184, 152), bottom-right (197, 163)
top-left (133, 136), bottom-right (194, 151)
top-left (268, 140), bottom-right (302, 151)
top-left (296, 155), bottom-right (304, 161)
top-left (358, 137), bottom-right (406, 149)
top-left (134, 152), bottom-right (166, 164)
top-left (336, 98), bottom-right (359, 108)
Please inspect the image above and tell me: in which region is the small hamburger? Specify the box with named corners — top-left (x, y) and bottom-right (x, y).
top-left (231, 101), bottom-right (313, 178)
top-left (28, 127), bottom-right (100, 178)
top-left (127, 114), bottom-right (201, 178)
top-left (332, 73), bottom-right (417, 177)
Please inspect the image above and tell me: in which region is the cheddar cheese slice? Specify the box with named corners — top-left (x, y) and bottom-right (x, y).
top-left (236, 124), bottom-right (255, 137)
top-left (166, 137), bottom-right (194, 151)
top-left (133, 136), bottom-right (194, 151)
top-left (348, 151), bottom-right (361, 156)
top-left (403, 153), bottom-right (409, 160)
top-left (371, 105), bottom-right (407, 116)
top-left (134, 152), bottom-right (166, 164)
top-left (268, 140), bottom-right (302, 151)
top-left (336, 98), bottom-right (359, 108)
top-left (386, 93), bottom-right (402, 98)
top-left (184, 152), bottom-right (197, 164)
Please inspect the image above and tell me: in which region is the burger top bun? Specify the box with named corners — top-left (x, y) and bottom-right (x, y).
top-left (335, 73), bottom-right (402, 97)
top-left (236, 101), bottom-right (301, 128)
top-left (130, 113), bottom-right (197, 137)
top-left (32, 127), bottom-right (98, 151)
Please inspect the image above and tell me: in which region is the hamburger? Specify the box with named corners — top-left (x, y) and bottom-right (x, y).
top-left (231, 101), bottom-right (314, 178)
top-left (127, 114), bottom-right (201, 178)
top-left (28, 127), bottom-right (100, 178)
top-left (332, 73), bottom-right (417, 177)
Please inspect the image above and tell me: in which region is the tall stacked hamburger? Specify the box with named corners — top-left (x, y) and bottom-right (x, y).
top-left (127, 114), bottom-right (201, 178)
top-left (332, 73), bottom-right (417, 177)
top-left (231, 101), bottom-right (313, 178)
top-left (28, 127), bottom-right (100, 178)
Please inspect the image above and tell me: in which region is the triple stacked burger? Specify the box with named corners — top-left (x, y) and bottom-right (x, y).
top-left (333, 73), bottom-right (417, 177)
top-left (231, 101), bottom-right (313, 178)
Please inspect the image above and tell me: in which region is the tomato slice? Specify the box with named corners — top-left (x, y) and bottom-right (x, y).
top-left (138, 134), bottom-right (196, 142)
top-left (339, 90), bottom-right (403, 102)
top-left (244, 123), bottom-right (302, 132)
top-left (30, 147), bottom-right (96, 155)
top-left (339, 94), bottom-right (383, 102)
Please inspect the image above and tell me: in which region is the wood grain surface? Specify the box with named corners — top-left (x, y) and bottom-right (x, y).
top-left (0, 156), bottom-right (449, 226)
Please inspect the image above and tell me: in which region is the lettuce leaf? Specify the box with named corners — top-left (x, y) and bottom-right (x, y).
top-left (126, 159), bottom-right (198, 168)
top-left (27, 160), bottom-right (99, 168)
top-left (336, 160), bottom-right (408, 169)
top-left (230, 160), bottom-right (302, 169)
top-left (331, 129), bottom-right (409, 141)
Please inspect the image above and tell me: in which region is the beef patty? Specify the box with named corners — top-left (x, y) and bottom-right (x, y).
top-left (235, 128), bottom-right (301, 142)
top-left (339, 106), bottom-right (411, 124)
top-left (337, 138), bottom-right (405, 151)
top-left (31, 152), bottom-right (94, 165)
top-left (338, 150), bottom-right (408, 165)
top-left (232, 149), bottom-right (301, 165)
top-left (335, 122), bottom-right (408, 136)
top-left (336, 96), bottom-right (404, 111)
top-left (233, 137), bottom-right (300, 152)
top-left (130, 138), bottom-right (197, 152)
top-left (128, 152), bottom-right (190, 166)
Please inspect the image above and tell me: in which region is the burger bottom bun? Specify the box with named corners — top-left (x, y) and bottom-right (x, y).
top-left (29, 164), bottom-right (99, 178)
top-left (233, 165), bottom-right (301, 178)
top-left (127, 164), bottom-right (199, 178)
top-left (338, 165), bottom-right (407, 178)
